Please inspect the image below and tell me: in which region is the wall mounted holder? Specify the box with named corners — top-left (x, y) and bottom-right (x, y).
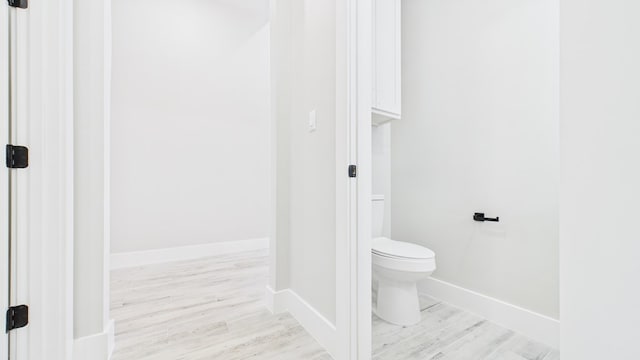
top-left (473, 213), bottom-right (500, 222)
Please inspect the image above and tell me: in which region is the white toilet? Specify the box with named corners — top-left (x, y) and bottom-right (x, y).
top-left (372, 195), bottom-right (436, 326)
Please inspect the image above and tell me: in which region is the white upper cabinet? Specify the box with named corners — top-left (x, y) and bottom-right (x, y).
top-left (372, 0), bottom-right (401, 126)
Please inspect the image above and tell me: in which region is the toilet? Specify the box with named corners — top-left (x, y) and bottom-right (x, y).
top-left (372, 195), bottom-right (436, 326)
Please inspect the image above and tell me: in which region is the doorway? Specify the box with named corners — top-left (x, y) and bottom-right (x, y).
top-left (104, 1), bottom-right (327, 358)
top-left (367, 0), bottom-right (560, 357)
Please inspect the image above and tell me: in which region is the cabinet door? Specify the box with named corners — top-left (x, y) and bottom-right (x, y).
top-left (372, 0), bottom-right (401, 118)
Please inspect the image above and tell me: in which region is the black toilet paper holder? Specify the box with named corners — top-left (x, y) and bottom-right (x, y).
top-left (473, 213), bottom-right (500, 222)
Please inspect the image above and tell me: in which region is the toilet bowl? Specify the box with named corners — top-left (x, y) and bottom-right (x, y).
top-left (372, 237), bottom-right (436, 326)
top-left (371, 195), bottom-right (437, 326)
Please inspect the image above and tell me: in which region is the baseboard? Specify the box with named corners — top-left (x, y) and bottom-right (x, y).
top-left (265, 286), bottom-right (277, 313)
top-left (111, 238), bottom-right (269, 269)
top-left (418, 277), bottom-right (560, 349)
top-left (73, 319), bottom-right (116, 360)
top-left (266, 286), bottom-right (337, 358)
top-left (107, 320), bottom-right (115, 359)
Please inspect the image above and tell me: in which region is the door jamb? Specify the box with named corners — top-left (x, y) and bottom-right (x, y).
top-left (354, 0), bottom-right (373, 357)
top-left (1, 2), bottom-right (10, 358)
top-left (14, 0), bottom-right (75, 358)
top-left (336, 0), bottom-right (372, 358)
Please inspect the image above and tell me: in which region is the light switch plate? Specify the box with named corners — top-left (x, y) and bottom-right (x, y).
top-left (308, 110), bottom-right (317, 132)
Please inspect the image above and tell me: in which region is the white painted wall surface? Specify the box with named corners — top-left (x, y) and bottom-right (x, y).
top-left (270, 0), bottom-right (339, 324)
top-left (111, 0), bottom-right (270, 253)
top-left (372, 124), bottom-right (391, 237)
top-left (560, 0), bottom-right (640, 358)
top-left (269, 0), bottom-right (291, 292)
top-left (74, 0), bottom-right (112, 343)
top-left (393, 0), bottom-right (559, 318)
top-left (286, 0), bottom-right (338, 324)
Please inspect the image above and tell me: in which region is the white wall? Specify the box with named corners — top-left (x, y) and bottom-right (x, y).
top-left (111, 0), bottom-right (271, 253)
top-left (393, 0), bottom-right (559, 318)
top-left (560, 0), bottom-right (640, 358)
top-left (74, 0), bottom-right (112, 344)
top-left (372, 123), bottom-right (391, 237)
top-left (270, 0), bottom-right (339, 325)
top-left (287, 0), bottom-right (338, 324)
top-left (269, 0), bottom-right (291, 291)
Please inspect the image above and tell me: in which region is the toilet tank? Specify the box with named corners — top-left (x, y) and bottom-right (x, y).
top-left (372, 195), bottom-right (385, 238)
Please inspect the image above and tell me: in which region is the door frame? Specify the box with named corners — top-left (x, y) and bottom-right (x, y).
top-left (335, 0), bottom-right (372, 358)
top-left (6, 0), bottom-right (75, 359)
top-left (17, 0), bottom-right (372, 358)
top-left (31, 0), bottom-right (371, 358)
top-left (1, 2), bottom-right (10, 358)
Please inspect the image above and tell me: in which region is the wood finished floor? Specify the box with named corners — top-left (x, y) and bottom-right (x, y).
top-left (372, 295), bottom-right (559, 360)
top-left (111, 249), bottom-right (559, 360)
top-left (111, 249), bottom-right (330, 360)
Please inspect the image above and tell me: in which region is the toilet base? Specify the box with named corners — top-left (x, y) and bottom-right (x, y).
top-left (375, 278), bottom-right (421, 326)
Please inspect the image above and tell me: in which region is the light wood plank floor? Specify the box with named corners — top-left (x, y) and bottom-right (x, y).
top-left (111, 249), bottom-right (330, 360)
top-left (111, 249), bottom-right (559, 360)
top-left (372, 295), bottom-right (560, 359)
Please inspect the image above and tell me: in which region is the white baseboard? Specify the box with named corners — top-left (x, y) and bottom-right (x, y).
top-left (418, 277), bottom-right (560, 349)
top-left (73, 319), bottom-right (116, 360)
top-left (107, 320), bottom-right (115, 359)
top-left (266, 286), bottom-right (337, 358)
top-left (111, 238), bottom-right (269, 269)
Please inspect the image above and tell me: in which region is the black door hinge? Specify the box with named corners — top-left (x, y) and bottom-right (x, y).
top-left (7, 0), bottom-right (27, 8)
top-left (348, 165), bottom-right (357, 178)
top-left (6, 305), bottom-right (28, 332)
top-left (6, 144), bottom-right (28, 169)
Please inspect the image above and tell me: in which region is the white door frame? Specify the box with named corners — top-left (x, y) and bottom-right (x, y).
top-left (335, 0), bottom-right (372, 358)
top-left (353, 0), bottom-right (373, 356)
top-left (9, 3), bottom-right (30, 358)
top-left (11, 0), bottom-right (371, 359)
top-left (1, 2), bottom-right (10, 359)
top-left (5, 0), bottom-right (75, 359)
top-left (13, 0), bottom-right (373, 359)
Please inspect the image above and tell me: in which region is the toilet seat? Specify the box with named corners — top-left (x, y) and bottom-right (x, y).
top-left (372, 238), bottom-right (436, 273)
top-left (372, 251), bottom-right (436, 273)
top-left (372, 237), bottom-right (435, 260)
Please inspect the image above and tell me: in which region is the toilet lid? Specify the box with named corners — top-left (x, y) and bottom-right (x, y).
top-left (372, 237), bottom-right (435, 260)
